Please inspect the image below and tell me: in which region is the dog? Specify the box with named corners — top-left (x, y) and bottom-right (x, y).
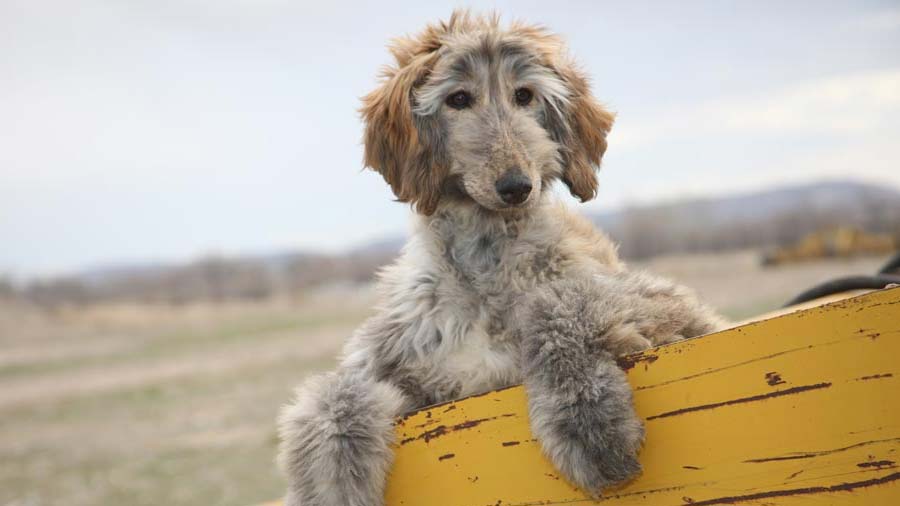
top-left (278, 11), bottom-right (725, 506)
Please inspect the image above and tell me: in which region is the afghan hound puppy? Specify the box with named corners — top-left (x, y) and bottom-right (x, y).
top-left (278, 11), bottom-right (725, 506)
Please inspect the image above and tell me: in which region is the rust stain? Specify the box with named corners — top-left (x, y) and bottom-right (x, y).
top-left (765, 372), bottom-right (785, 386)
top-left (682, 472), bottom-right (900, 505)
top-left (857, 460), bottom-right (895, 469)
top-left (501, 441), bottom-right (520, 447)
top-left (647, 382), bottom-right (832, 421)
top-left (617, 352), bottom-right (658, 372)
top-left (400, 413), bottom-right (516, 445)
top-left (443, 404), bottom-right (457, 412)
top-left (857, 373), bottom-right (893, 381)
top-left (744, 437), bottom-right (900, 463)
top-left (437, 453), bottom-right (455, 461)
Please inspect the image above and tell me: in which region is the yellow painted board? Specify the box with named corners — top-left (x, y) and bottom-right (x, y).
top-left (386, 288), bottom-right (900, 505)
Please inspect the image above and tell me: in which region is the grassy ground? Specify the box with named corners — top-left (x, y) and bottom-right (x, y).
top-left (0, 294), bottom-right (373, 506)
top-left (0, 251), bottom-right (890, 506)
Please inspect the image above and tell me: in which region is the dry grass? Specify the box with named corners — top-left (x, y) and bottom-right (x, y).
top-left (0, 251), bottom-right (890, 506)
top-left (0, 291), bottom-right (374, 506)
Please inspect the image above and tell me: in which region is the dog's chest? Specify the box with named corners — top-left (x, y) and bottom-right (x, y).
top-left (438, 323), bottom-right (520, 396)
top-left (422, 222), bottom-right (568, 396)
top-left (427, 272), bottom-right (531, 397)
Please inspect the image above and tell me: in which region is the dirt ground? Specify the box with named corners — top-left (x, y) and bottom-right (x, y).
top-left (0, 251), bottom-right (890, 506)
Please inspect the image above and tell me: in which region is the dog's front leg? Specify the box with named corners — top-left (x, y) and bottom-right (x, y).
top-left (277, 372), bottom-right (408, 506)
top-left (518, 279), bottom-right (648, 496)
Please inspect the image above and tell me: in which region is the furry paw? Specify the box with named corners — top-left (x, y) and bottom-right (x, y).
top-left (516, 278), bottom-right (646, 494)
top-left (527, 366), bottom-right (645, 495)
top-left (277, 373), bottom-right (407, 506)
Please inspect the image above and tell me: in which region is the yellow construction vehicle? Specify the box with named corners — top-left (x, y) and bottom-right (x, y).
top-left (762, 227), bottom-right (896, 266)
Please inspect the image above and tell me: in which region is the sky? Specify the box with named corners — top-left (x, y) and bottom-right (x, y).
top-left (2, 0), bottom-right (899, 278)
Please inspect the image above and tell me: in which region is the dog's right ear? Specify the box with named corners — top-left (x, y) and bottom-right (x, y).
top-left (361, 46), bottom-right (444, 215)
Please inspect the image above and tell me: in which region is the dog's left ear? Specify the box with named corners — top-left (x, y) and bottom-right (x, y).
top-left (553, 61), bottom-right (615, 202)
top-left (361, 47), bottom-right (444, 215)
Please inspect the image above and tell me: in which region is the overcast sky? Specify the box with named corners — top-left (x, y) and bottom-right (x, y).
top-left (2, 0), bottom-right (899, 277)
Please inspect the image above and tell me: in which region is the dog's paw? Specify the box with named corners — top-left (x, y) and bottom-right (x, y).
top-left (527, 371), bottom-right (645, 496)
top-left (566, 415), bottom-right (644, 495)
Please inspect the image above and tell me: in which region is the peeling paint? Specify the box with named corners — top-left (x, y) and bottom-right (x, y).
top-left (634, 343), bottom-right (835, 392)
top-left (765, 372), bottom-right (785, 386)
top-left (857, 460), bottom-right (895, 469)
top-left (744, 437), bottom-right (900, 463)
top-left (617, 352), bottom-right (659, 372)
top-left (785, 470), bottom-right (804, 480)
top-left (647, 382), bottom-right (832, 421)
top-left (857, 373), bottom-right (893, 381)
top-left (682, 472), bottom-right (900, 505)
top-left (400, 413), bottom-right (516, 445)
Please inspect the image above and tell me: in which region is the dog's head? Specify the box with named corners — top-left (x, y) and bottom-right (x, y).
top-left (361, 11), bottom-right (614, 215)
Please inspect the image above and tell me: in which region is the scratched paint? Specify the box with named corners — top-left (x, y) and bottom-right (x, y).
top-left (382, 288), bottom-right (900, 506)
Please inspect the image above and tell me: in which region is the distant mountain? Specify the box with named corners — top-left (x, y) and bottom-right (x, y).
top-left (591, 180), bottom-right (900, 259)
top-left (594, 180), bottom-right (899, 227)
top-left (11, 179), bottom-right (899, 307)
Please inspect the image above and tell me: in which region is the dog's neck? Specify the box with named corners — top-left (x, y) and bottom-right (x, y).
top-left (416, 194), bottom-right (553, 278)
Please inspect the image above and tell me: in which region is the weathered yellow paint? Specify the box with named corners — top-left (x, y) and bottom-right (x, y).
top-left (386, 288), bottom-right (900, 505)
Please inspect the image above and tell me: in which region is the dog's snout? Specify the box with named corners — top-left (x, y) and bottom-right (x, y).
top-left (495, 167), bottom-right (532, 205)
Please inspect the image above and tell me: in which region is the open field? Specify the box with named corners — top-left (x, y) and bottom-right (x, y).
top-left (0, 251), bottom-right (891, 506)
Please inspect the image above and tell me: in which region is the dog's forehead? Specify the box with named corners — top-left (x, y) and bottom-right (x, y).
top-left (413, 30), bottom-right (569, 116)
top-left (432, 37), bottom-right (540, 84)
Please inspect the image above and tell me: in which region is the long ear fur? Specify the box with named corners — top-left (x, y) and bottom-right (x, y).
top-left (555, 62), bottom-right (615, 202)
top-left (361, 16), bottom-right (461, 215)
top-left (546, 58), bottom-right (615, 202)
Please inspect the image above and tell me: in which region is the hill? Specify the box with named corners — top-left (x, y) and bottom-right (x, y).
top-left (593, 180), bottom-right (900, 258)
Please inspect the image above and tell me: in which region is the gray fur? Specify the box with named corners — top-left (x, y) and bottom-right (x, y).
top-left (277, 373), bottom-right (408, 506)
top-left (278, 200), bottom-right (725, 505)
top-left (278, 13), bottom-right (726, 506)
top-left (516, 275), bottom-right (723, 494)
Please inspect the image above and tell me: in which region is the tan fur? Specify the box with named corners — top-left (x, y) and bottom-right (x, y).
top-left (361, 49), bottom-right (444, 214)
top-left (554, 64), bottom-right (615, 201)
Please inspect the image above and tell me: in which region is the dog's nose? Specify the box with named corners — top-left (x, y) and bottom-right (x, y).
top-left (495, 167), bottom-right (532, 205)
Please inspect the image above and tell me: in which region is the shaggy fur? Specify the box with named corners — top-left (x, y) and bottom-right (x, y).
top-left (279, 11), bottom-right (725, 505)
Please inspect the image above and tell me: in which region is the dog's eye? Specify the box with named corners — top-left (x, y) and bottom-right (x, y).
top-left (514, 88), bottom-right (533, 106)
top-left (445, 91), bottom-right (473, 110)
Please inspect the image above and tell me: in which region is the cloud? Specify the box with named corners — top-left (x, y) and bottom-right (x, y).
top-left (848, 6), bottom-right (900, 33)
top-left (612, 69), bottom-right (900, 150)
